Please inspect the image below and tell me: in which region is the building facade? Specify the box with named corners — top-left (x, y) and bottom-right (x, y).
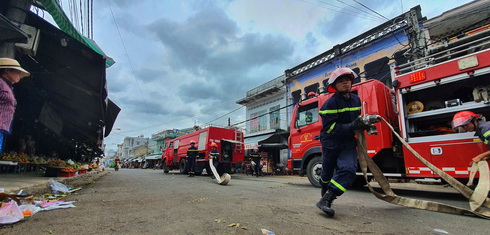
top-left (236, 75), bottom-right (289, 168)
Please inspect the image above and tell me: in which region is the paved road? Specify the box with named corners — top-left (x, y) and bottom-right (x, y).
top-left (1, 168), bottom-right (487, 234)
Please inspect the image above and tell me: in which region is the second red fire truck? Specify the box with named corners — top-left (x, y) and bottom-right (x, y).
top-left (161, 126), bottom-right (245, 175)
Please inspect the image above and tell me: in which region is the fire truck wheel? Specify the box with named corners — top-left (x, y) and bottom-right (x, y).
top-left (306, 156), bottom-right (322, 188)
top-left (179, 160), bottom-right (188, 174)
top-left (163, 162), bottom-right (170, 173)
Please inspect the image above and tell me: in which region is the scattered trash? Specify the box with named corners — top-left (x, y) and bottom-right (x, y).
top-left (433, 229), bottom-right (449, 234)
top-left (228, 223), bottom-right (241, 228)
top-left (214, 219), bottom-right (226, 223)
top-left (261, 228), bottom-right (275, 235)
top-left (48, 178), bottom-right (69, 193)
top-left (0, 200), bottom-right (24, 225)
top-left (39, 200), bottom-right (76, 211)
top-left (19, 204), bottom-right (41, 216)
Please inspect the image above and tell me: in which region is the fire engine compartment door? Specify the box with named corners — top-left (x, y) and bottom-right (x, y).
top-left (220, 140), bottom-right (234, 163)
top-left (198, 131), bottom-right (208, 151)
top-left (173, 140), bottom-right (179, 164)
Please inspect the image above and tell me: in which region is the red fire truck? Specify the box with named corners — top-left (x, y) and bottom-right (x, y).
top-left (287, 4), bottom-right (490, 187)
top-left (161, 126), bottom-right (244, 175)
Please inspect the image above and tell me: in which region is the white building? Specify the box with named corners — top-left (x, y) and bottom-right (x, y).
top-left (118, 135), bottom-right (152, 159)
top-left (236, 75), bottom-right (289, 166)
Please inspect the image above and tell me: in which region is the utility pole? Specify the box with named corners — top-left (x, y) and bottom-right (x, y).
top-left (0, 0), bottom-right (33, 57)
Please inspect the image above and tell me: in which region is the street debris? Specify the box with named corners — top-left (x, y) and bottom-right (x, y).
top-left (434, 228), bottom-right (449, 234)
top-left (261, 228), bottom-right (275, 234)
top-left (0, 180), bottom-right (81, 225)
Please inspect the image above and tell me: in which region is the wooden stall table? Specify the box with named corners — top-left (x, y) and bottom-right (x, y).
top-left (0, 160), bottom-right (18, 173)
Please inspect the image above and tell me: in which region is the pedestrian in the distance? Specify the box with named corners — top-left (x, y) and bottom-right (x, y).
top-left (249, 147), bottom-right (262, 177)
top-left (316, 67), bottom-right (369, 217)
top-left (0, 58), bottom-right (30, 153)
top-left (187, 140), bottom-right (198, 177)
top-left (209, 142), bottom-right (220, 179)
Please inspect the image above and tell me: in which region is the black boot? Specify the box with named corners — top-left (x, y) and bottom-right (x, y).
top-left (316, 190), bottom-right (337, 217)
top-left (321, 186), bottom-right (327, 197)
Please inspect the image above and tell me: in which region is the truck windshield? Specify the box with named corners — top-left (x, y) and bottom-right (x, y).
top-left (296, 102), bottom-right (318, 128)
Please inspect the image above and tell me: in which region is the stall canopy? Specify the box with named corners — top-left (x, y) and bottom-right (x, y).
top-left (35, 0), bottom-right (115, 67)
top-left (0, 13), bottom-right (28, 43)
top-left (12, 11), bottom-right (120, 154)
top-left (244, 134), bottom-right (274, 150)
top-left (258, 132), bottom-right (289, 149)
top-left (144, 155), bottom-right (161, 160)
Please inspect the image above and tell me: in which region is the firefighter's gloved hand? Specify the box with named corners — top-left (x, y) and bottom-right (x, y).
top-left (349, 117), bottom-right (369, 131)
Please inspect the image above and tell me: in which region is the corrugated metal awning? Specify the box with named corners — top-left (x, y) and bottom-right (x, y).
top-left (244, 134), bottom-right (274, 149)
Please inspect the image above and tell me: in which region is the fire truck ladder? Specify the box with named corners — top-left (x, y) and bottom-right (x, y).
top-left (234, 130), bottom-right (243, 152)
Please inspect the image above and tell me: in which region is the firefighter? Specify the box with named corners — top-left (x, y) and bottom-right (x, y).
top-left (209, 142), bottom-right (220, 179)
top-left (316, 67), bottom-right (370, 217)
top-left (451, 111), bottom-right (490, 163)
top-left (186, 140), bottom-right (198, 177)
top-left (249, 147), bottom-right (262, 177)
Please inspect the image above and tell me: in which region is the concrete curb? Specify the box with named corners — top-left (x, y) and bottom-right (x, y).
top-left (11, 171), bottom-right (110, 195)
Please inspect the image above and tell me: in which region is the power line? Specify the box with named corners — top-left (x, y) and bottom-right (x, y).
top-left (298, 0), bottom-right (384, 23)
top-left (231, 103), bottom-right (296, 127)
top-left (351, 0), bottom-right (389, 21)
top-left (204, 105), bottom-right (245, 125)
top-left (115, 101), bottom-right (243, 134)
top-left (106, 0), bottom-right (155, 125)
top-left (334, 0), bottom-right (385, 21)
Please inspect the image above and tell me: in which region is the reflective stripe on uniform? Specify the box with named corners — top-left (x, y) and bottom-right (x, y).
top-left (484, 130), bottom-right (490, 144)
top-left (319, 106), bottom-right (361, 114)
top-left (326, 122), bottom-right (336, 134)
top-left (320, 178), bottom-right (330, 184)
top-left (331, 179), bottom-right (347, 192)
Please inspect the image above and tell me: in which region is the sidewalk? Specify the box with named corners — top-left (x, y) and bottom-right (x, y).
top-left (0, 170), bottom-right (110, 195)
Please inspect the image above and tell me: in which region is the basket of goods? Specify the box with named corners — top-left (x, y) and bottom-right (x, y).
top-left (78, 164), bottom-right (88, 174)
top-left (18, 153), bottom-right (30, 163)
top-left (47, 159), bottom-right (68, 168)
top-left (45, 159), bottom-right (68, 177)
top-left (1, 153), bottom-right (21, 162)
top-left (60, 166), bottom-right (77, 177)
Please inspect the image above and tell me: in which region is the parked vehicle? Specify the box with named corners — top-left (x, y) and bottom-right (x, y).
top-left (161, 126), bottom-right (244, 175)
top-left (286, 4), bottom-right (490, 187)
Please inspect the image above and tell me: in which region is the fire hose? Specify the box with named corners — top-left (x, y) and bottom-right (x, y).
top-left (356, 115), bottom-right (490, 219)
top-left (209, 158), bottom-right (231, 185)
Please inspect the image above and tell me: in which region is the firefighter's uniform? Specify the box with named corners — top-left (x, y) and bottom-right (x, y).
top-left (187, 146), bottom-right (198, 176)
top-left (318, 91), bottom-right (361, 196)
top-left (476, 121), bottom-right (490, 147)
top-left (249, 151), bottom-right (261, 177)
top-left (209, 149), bottom-right (220, 175)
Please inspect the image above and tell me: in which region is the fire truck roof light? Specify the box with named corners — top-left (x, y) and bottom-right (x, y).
top-left (409, 71), bottom-right (426, 83)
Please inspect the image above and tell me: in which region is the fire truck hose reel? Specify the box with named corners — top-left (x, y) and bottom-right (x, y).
top-left (209, 158), bottom-right (231, 185)
top-left (356, 115), bottom-right (490, 219)
top-left (406, 101), bottom-right (424, 114)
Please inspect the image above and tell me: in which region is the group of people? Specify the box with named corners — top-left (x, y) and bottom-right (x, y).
top-left (316, 67), bottom-right (490, 217)
top-left (185, 140), bottom-right (221, 178)
top-left (186, 141), bottom-right (265, 178)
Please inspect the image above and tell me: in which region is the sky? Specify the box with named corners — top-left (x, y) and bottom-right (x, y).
top-left (41, 0), bottom-right (475, 152)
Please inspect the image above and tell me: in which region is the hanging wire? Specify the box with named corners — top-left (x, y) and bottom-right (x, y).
top-left (105, 0), bottom-right (156, 127)
top-left (334, 0), bottom-right (386, 21)
top-left (351, 0), bottom-right (389, 21)
top-left (297, 0), bottom-right (385, 23)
